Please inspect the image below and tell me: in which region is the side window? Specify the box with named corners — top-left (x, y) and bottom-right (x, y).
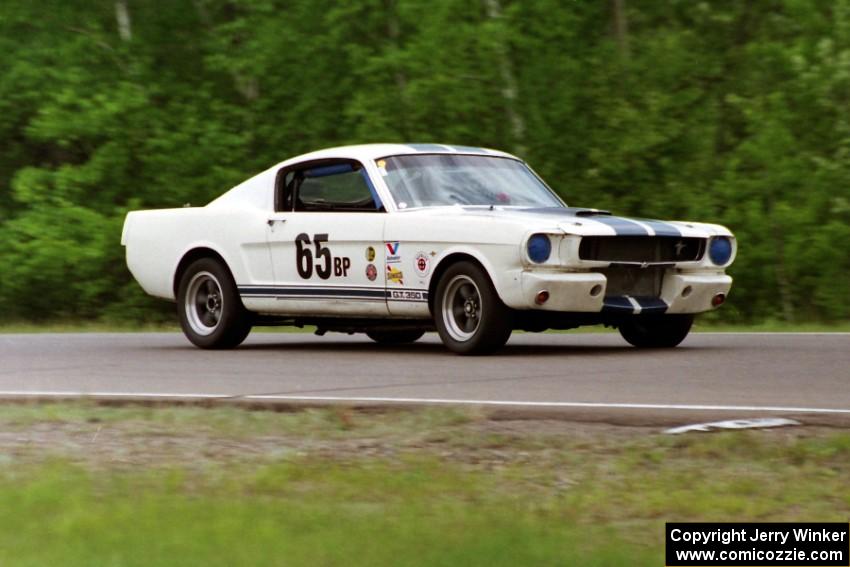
top-left (293, 162), bottom-right (382, 212)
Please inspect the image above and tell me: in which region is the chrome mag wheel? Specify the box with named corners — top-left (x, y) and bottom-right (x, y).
top-left (184, 271), bottom-right (224, 336)
top-left (433, 261), bottom-right (512, 354)
top-left (441, 274), bottom-right (483, 342)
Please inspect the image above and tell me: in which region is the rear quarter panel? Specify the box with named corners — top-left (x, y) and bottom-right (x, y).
top-left (122, 207), bottom-right (273, 300)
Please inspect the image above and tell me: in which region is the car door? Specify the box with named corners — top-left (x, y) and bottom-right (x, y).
top-left (264, 160), bottom-right (388, 316)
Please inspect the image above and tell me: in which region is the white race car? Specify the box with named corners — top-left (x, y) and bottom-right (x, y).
top-left (122, 144), bottom-right (735, 354)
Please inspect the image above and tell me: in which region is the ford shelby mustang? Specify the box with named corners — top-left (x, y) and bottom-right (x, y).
top-left (121, 144), bottom-right (735, 354)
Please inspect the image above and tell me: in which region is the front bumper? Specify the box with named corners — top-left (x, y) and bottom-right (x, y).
top-left (519, 269), bottom-right (732, 314)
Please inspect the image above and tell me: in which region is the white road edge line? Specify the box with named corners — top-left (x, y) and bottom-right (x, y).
top-left (0, 391), bottom-right (849, 414)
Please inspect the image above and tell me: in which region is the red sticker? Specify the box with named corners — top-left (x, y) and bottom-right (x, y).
top-left (414, 252), bottom-right (430, 276)
top-left (365, 264), bottom-right (377, 281)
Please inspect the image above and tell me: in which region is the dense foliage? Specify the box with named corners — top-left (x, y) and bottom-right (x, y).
top-left (1, 0), bottom-right (848, 323)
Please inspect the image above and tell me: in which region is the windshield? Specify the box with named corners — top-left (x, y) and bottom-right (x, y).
top-left (377, 154), bottom-right (564, 209)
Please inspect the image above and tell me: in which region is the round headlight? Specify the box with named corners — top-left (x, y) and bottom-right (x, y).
top-left (527, 234), bottom-right (552, 263)
top-left (709, 236), bottom-right (733, 265)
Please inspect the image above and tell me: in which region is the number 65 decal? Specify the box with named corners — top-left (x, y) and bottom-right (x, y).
top-left (295, 233), bottom-right (351, 279)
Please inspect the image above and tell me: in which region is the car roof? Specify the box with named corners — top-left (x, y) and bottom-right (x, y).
top-left (209, 143), bottom-right (524, 210)
top-left (275, 143), bottom-right (519, 168)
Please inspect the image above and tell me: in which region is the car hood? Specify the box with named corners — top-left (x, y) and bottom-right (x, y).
top-left (403, 206), bottom-right (732, 238)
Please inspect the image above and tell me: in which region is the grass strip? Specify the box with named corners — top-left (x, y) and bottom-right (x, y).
top-left (0, 403), bottom-right (848, 566)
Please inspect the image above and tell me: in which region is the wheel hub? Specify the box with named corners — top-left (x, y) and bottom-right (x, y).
top-left (185, 271), bottom-right (224, 336)
top-left (442, 275), bottom-right (483, 342)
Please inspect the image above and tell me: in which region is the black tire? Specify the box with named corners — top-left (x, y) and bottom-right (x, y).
top-left (618, 314), bottom-right (694, 348)
top-left (366, 330), bottom-right (425, 344)
top-left (176, 257), bottom-right (252, 349)
top-left (433, 261), bottom-right (512, 355)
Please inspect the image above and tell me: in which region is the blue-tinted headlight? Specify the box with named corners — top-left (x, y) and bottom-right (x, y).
top-left (709, 236), bottom-right (733, 265)
top-left (527, 234), bottom-right (552, 263)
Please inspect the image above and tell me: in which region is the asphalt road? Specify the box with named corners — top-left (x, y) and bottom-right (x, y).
top-left (1, 332), bottom-right (849, 426)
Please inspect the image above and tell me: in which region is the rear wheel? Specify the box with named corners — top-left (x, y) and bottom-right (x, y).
top-left (177, 258), bottom-right (252, 349)
top-left (366, 330), bottom-right (425, 344)
top-left (618, 314), bottom-right (693, 348)
top-left (434, 261), bottom-right (512, 355)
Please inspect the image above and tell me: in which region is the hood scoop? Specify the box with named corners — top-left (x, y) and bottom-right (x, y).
top-left (573, 208), bottom-right (611, 217)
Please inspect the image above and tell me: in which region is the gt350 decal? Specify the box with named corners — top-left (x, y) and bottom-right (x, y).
top-left (294, 233), bottom-right (351, 279)
top-left (390, 290), bottom-right (425, 301)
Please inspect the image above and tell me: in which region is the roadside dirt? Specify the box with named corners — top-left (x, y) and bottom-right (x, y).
top-left (0, 403), bottom-right (833, 472)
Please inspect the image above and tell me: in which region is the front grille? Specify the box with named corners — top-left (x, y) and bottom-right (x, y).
top-left (593, 265), bottom-right (664, 297)
top-left (579, 236), bottom-right (704, 263)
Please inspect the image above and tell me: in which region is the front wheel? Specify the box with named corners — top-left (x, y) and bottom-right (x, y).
top-left (434, 261), bottom-right (512, 355)
top-left (618, 314), bottom-right (694, 348)
top-left (177, 258), bottom-right (252, 349)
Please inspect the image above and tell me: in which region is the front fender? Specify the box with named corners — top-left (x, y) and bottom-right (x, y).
top-left (429, 244), bottom-right (526, 310)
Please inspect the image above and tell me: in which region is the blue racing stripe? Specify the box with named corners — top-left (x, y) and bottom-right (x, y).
top-left (240, 286), bottom-right (386, 299)
top-left (405, 143), bottom-right (494, 155)
top-left (601, 296), bottom-right (635, 313)
top-left (405, 143), bottom-right (451, 152)
top-left (447, 145), bottom-right (491, 154)
top-left (586, 215), bottom-right (650, 236)
top-left (633, 297), bottom-right (668, 314)
top-left (238, 286), bottom-right (429, 303)
top-left (635, 219), bottom-right (681, 237)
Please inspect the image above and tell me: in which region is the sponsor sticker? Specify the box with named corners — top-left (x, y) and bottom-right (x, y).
top-left (365, 246), bottom-right (376, 262)
top-left (386, 241), bottom-right (401, 264)
top-left (365, 263), bottom-right (377, 281)
top-left (414, 252), bottom-right (431, 277)
top-left (386, 265), bottom-right (404, 285)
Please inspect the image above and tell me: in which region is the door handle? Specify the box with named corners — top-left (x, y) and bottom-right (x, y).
top-left (267, 217), bottom-right (287, 227)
